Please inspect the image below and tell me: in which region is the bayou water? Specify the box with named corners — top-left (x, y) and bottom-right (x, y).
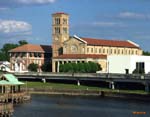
top-left (13, 94), bottom-right (150, 117)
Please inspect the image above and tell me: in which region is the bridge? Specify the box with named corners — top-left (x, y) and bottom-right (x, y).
top-left (14, 72), bottom-right (150, 92)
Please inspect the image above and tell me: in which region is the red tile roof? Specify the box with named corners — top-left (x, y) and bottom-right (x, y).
top-left (53, 54), bottom-right (107, 59)
top-left (9, 44), bottom-right (52, 53)
top-left (81, 37), bottom-right (139, 48)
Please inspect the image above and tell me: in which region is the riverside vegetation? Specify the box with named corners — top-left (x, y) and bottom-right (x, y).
top-left (23, 81), bottom-right (148, 95)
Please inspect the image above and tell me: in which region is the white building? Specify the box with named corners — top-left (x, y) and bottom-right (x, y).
top-left (108, 55), bottom-right (150, 74)
top-left (0, 61), bottom-right (11, 72)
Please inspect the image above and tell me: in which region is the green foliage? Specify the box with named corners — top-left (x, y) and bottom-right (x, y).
top-left (59, 62), bottom-right (102, 73)
top-left (0, 43), bottom-right (18, 61)
top-left (59, 64), bottom-right (64, 72)
top-left (78, 63), bottom-right (85, 72)
top-left (18, 40), bottom-right (28, 46)
top-left (0, 40), bottom-right (28, 61)
top-left (28, 63), bottom-right (38, 72)
top-left (41, 62), bottom-right (52, 72)
top-left (143, 51), bottom-right (150, 56)
top-left (64, 63), bottom-right (73, 72)
top-left (84, 62), bottom-right (90, 72)
top-left (71, 63), bottom-right (78, 72)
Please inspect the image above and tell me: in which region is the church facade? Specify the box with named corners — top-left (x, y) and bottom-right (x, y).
top-left (51, 12), bottom-right (142, 73)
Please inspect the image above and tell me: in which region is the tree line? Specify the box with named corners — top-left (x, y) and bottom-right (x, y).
top-left (0, 40), bottom-right (28, 61)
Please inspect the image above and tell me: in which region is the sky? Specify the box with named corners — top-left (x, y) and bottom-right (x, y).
top-left (0, 0), bottom-right (150, 51)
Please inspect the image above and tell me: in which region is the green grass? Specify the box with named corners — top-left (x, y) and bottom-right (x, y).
top-left (23, 81), bottom-right (100, 90)
top-left (22, 81), bottom-right (149, 95)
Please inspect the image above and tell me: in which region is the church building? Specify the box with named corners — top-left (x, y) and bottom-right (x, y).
top-left (51, 12), bottom-right (142, 73)
top-left (9, 12), bottom-right (143, 73)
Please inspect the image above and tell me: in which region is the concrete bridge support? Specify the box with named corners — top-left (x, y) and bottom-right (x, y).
top-left (144, 83), bottom-right (150, 93)
top-left (109, 81), bottom-right (115, 90)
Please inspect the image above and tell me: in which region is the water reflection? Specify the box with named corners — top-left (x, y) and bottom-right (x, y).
top-left (13, 95), bottom-right (150, 117)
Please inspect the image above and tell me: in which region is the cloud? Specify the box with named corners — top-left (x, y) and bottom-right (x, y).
top-left (92, 22), bottom-right (125, 27)
top-left (0, 0), bottom-right (56, 9)
top-left (0, 20), bottom-right (32, 41)
top-left (0, 20), bottom-right (31, 33)
top-left (118, 12), bottom-right (150, 20)
top-left (16, 0), bottom-right (56, 4)
top-left (0, 7), bottom-right (9, 11)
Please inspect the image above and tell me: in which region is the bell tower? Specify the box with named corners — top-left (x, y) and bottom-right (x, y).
top-left (52, 12), bottom-right (69, 57)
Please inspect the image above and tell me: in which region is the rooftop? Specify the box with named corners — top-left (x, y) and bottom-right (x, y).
top-left (52, 12), bottom-right (68, 15)
top-left (53, 54), bottom-right (107, 59)
top-left (9, 44), bottom-right (52, 53)
top-left (81, 37), bottom-right (140, 48)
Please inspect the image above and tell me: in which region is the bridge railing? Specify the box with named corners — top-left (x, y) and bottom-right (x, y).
top-left (14, 72), bottom-right (150, 79)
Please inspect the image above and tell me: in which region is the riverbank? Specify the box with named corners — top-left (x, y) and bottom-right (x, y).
top-left (28, 88), bottom-right (150, 101)
top-left (23, 82), bottom-right (150, 101)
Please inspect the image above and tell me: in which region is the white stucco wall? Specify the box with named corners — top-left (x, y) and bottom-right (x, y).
top-left (108, 55), bottom-right (150, 74)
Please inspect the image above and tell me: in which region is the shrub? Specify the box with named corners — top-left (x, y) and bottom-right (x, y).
top-left (59, 62), bottom-right (102, 73)
top-left (41, 62), bottom-right (52, 72)
top-left (28, 63), bottom-right (38, 72)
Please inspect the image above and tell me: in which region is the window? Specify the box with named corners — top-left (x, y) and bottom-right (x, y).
top-left (63, 27), bottom-right (67, 34)
top-left (91, 48), bottom-right (93, 53)
top-left (136, 62), bottom-right (145, 73)
top-left (103, 49), bottom-right (105, 53)
top-left (136, 50), bottom-right (138, 54)
top-left (87, 48), bottom-right (89, 53)
top-left (114, 49), bottom-right (116, 54)
top-left (63, 18), bottom-right (67, 24)
top-left (107, 49), bottom-right (109, 54)
top-left (82, 47), bottom-right (85, 53)
top-left (118, 49), bottom-right (120, 54)
top-left (21, 52), bottom-right (26, 57)
top-left (10, 53), bottom-right (14, 57)
top-left (122, 50), bottom-right (124, 54)
top-left (15, 53), bottom-right (19, 57)
top-left (29, 53), bottom-right (33, 57)
top-left (38, 53), bottom-right (42, 57)
top-left (99, 49), bottom-right (101, 53)
top-left (34, 53), bottom-right (38, 57)
top-left (129, 50), bottom-right (130, 55)
top-left (95, 48), bottom-right (97, 53)
top-left (110, 49), bottom-right (112, 54)
top-left (55, 18), bottom-right (60, 24)
top-left (55, 27), bottom-right (60, 34)
top-left (125, 50), bottom-right (127, 54)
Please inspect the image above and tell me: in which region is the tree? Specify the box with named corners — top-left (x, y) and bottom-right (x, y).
top-left (41, 62), bottom-right (52, 72)
top-left (0, 43), bottom-right (18, 61)
top-left (18, 40), bottom-right (28, 46)
top-left (28, 63), bottom-right (38, 72)
top-left (0, 40), bottom-right (28, 61)
top-left (143, 51), bottom-right (150, 56)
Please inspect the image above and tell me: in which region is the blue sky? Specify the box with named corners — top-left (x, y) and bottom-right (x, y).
top-left (0, 0), bottom-right (150, 51)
